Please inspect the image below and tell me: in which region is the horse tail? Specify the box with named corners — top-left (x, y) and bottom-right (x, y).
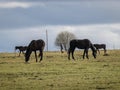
top-left (42, 40), bottom-right (45, 51)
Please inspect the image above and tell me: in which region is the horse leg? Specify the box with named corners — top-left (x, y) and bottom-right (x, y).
top-left (86, 49), bottom-right (89, 59)
top-left (98, 49), bottom-right (100, 54)
top-left (34, 51), bottom-right (38, 62)
top-left (60, 44), bottom-right (64, 53)
top-left (68, 48), bottom-right (71, 60)
top-left (19, 51), bottom-right (21, 57)
top-left (71, 48), bottom-right (75, 60)
top-left (22, 51), bottom-right (25, 55)
top-left (83, 49), bottom-right (86, 59)
top-left (39, 50), bottom-right (43, 62)
top-left (104, 48), bottom-right (107, 54)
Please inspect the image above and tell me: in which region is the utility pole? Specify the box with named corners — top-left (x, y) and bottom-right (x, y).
top-left (46, 30), bottom-right (48, 51)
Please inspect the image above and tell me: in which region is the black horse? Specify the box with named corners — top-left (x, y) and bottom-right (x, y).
top-left (93, 44), bottom-right (106, 54)
top-left (68, 39), bottom-right (97, 60)
top-left (25, 39), bottom-right (45, 62)
top-left (15, 46), bottom-right (27, 56)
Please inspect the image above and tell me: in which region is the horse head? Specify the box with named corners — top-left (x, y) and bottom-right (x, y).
top-left (25, 48), bottom-right (31, 62)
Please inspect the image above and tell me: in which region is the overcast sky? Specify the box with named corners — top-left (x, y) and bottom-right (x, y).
top-left (0, 0), bottom-right (120, 52)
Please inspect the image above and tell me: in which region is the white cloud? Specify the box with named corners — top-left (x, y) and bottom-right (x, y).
top-left (45, 24), bottom-right (120, 49)
top-left (73, 24), bottom-right (120, 49)
top-left (0, 23), bottom-right (120, 52)
top-left (0, 2), bottom-right (45, 8)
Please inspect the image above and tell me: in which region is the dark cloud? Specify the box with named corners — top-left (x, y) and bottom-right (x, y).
top-left (0, 0), bottom-right (120, 30)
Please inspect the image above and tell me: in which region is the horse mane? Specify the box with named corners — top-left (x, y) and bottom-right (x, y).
top-left (25, 40), bottom-right (35, 61)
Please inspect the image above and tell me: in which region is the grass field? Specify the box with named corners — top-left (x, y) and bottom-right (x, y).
top-left (0, 50), bottom-right (120, 90)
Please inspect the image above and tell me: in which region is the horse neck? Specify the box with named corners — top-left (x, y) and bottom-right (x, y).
top-left (25, 47), bottom-right (32, 58)
top-left (90, 44), bottom-right (96, 52)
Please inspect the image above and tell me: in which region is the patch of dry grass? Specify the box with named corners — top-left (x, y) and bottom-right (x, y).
top-left (0, 50), bottom-right (120, 90)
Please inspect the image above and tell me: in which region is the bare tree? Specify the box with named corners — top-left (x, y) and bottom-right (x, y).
top-left (55, 31), bottom-right (76, 53)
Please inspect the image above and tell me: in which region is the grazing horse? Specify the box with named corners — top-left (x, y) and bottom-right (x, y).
top-left (15, 46), bottom-right (27, 56)
top-left (25, 39), bottom-right (45, 62)
top-left (68, 39), bottom-right (97, 60)
top-left (93, 44), bottom-right (106, 54)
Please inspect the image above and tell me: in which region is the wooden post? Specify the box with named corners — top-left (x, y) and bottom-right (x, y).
top-left (46, 30), bottom-right (48, 51)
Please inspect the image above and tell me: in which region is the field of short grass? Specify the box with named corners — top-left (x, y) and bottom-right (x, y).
top-left (0, 50), bottom-right (120, 90)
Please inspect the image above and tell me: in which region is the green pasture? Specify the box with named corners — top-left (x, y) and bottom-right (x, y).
top-left (0, 50), bottom-right (120, 90)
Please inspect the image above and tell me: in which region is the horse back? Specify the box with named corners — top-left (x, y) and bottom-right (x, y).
top-left (28, 39), bottom-right (45, 51)
top-left (70, 39), bottom-right (91, 49)
top-left (94, 44), bottom-right (106, 49)
top-left (36, 39), bottom-right (45, 50)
